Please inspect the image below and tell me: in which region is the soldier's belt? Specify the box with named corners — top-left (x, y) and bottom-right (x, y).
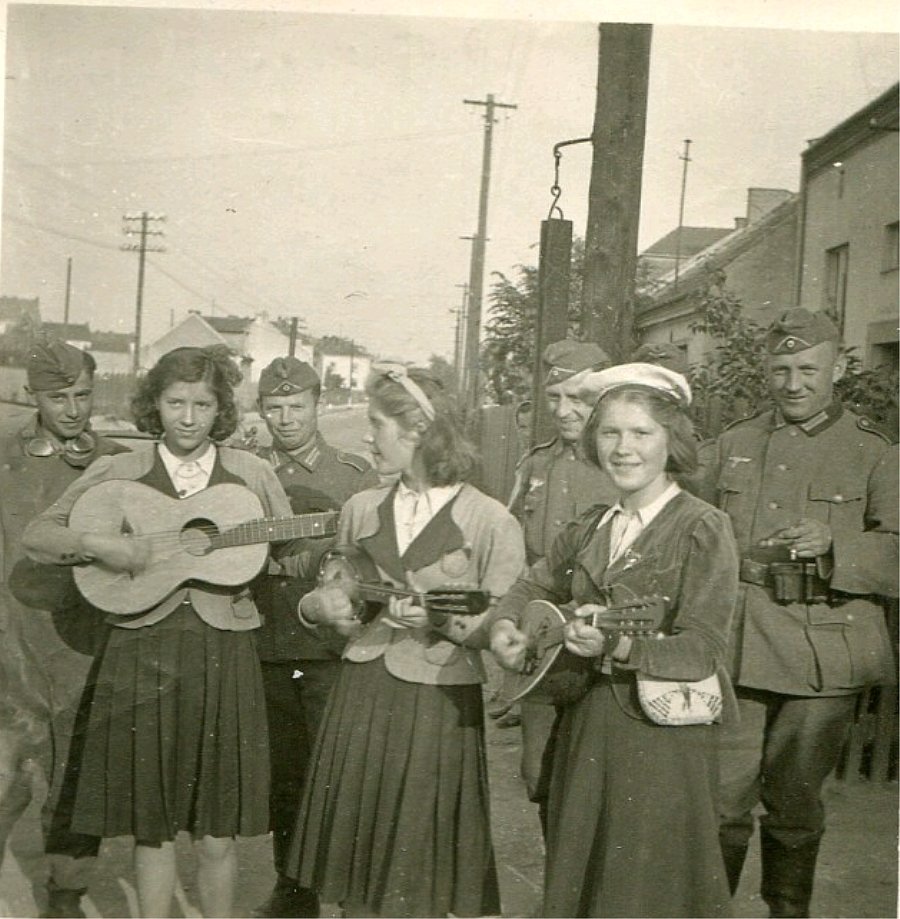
top-left (740, 558), bottom-right (830, 604)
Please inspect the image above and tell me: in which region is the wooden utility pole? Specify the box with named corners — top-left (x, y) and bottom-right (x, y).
top-left (581, 23), bottom-right (652, 359)
top-left (461, 93), bottom-right (517, 415)
top-left (63, 256), bottom-right (72, 325)
top-left (122, 212), bottom-right (166, 374)
top-left (674, 138), bottom-right (693, 289)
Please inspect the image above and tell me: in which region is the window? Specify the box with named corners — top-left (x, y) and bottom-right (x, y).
top-left (882, 222), bottom-right (899, 273)
top-left (824, 244), bottom-right (849, 333)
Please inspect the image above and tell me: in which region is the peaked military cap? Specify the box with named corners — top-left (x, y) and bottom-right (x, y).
top-left (629, 341), bottom-right (688, 374)
top-left (766, 308), bottom-right (839, 355)
top-left (27, 340), bottom-right (95, 391)
top-left (258, 356), bottom-right (320, 397)
top-left (543, 339), bottom-right (609, 386)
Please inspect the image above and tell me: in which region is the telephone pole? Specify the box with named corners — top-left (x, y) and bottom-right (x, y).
top-left (63, 256), bottom-right (72, 325)
top-left (674, 139), bottom-right (692, 289)
top-left (453, 282), bottom-right (469, 380)
top-left (122, 212), bottom-right (166, 374)
top-left (462, 93), bottom-right (517, 416)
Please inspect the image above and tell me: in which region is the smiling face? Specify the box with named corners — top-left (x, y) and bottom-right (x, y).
top-left (545, 376), bottom-right (593, 444)
top-left (593, 397), bottom-right (671, 509)
top-left (364, 406), bottom-right (418, 477)
top-left (766, 340), bottom-right (845, 423)
top-left (261, 389), bottom-right (319, 452)
top-left (156, 380), bottom-right (219, 458)
top-left (30, 369), bottom-right (95, 441)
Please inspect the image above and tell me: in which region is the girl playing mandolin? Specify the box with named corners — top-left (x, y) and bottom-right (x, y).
top-left (490, 363), bottom-right (739, 919)
top-left (286, 364), bottom-right (526, 918)
top-left (23, 346), bottom-right (296, 918)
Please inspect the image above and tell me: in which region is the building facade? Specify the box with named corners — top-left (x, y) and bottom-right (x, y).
top-left (796, 83), bottom-right (899, 371)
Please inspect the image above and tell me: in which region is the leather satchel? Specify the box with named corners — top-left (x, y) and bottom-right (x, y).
top-left (636, 672), bottom-right (723, 726)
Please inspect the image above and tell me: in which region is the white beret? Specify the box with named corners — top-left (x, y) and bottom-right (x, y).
top-left (577, 362), bottom-right (692, 406)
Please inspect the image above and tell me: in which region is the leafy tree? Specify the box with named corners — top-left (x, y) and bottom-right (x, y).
top-left (426, 354), bottom-right (459, 393)
top-left (480, 238), bottom-right (587, 404)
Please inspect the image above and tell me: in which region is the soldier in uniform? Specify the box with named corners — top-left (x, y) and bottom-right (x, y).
top-left (707, 309), bottom-right (898, 918)
top-left (505, 339), bottom-right (618, 835)
top-left (0, 341), bottom-right (129, 917)
top-left (251, 356), bottom-right (378, 918)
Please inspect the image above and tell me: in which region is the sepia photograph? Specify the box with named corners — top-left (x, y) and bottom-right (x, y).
top-left (0, 1), bottom-right (897, 916)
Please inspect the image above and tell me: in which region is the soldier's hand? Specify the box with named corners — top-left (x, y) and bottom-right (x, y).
top-left (490, 619), bottom-right (529, 672)
top-left (766, 518), bottom-right (833, 558)
top-left (564, 616), bottom-right (607, 658)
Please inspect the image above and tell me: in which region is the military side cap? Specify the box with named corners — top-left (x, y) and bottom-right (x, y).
top-left (543, 339), bottom-right (609, 386)
top-left (766, 308), bottom-right (839, 355)
top-left (27, 340), bottom-right (94, 391)
top-left (629, 342), bottom-right (688, 374)
top-left (258, 356), bottom-right (320, 396)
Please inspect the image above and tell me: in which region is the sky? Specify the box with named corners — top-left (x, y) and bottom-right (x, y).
top-left (1, 0), bottom-right (897, 364)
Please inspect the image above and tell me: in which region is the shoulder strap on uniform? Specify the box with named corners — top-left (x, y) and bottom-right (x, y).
top-left (723, 407), bottom-right (770, 432)
top-left (854, 413), bottom-right (893, 444)
top-left (336, 450), bottom-right (372, 473)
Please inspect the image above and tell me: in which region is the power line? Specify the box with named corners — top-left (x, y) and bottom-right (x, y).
top-left (122, 212), bottom-right (166, 373)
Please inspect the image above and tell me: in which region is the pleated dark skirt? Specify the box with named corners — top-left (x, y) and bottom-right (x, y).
top-left (544, 676), bottom-right (731, 918)
top-left (70, 603), bottom-right (270, 844)
top-left (287, 658), bottom-right (500, 918)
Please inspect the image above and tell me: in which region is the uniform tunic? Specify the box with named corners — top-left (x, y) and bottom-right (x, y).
top-left (287, 482), bottom-right (526, 918)
top-left (0, 417), bottom-right (127, 862)
top-left (708, 403), bottom-right (898, 862)
top-left (493, 490), bottom-right (739, 918)
top-left (509, 436), bottom-right (618, 565)
top-left (24, 445), bottom-right (294, 844)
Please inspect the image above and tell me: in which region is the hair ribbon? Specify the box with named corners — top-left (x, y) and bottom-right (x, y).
top-left (372, 362), bottom-right (436, 422)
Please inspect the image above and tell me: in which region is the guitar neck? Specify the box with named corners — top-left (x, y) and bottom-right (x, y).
top-left (214, 511), bottom-right (339, 549)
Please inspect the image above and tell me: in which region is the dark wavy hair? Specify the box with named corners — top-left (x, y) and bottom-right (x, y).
top-left (131, 346), bottom-right (242, 442)
top-left (582, 386), bottom-right (698, 478)
top-left (365, 368), bottom-right (477, 486)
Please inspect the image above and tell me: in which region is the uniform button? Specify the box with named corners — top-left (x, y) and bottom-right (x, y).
top-left (789, 429), bottom-right (799, 437)
top-left (554, 519), bottom-right (563, 526)
top-left (777, 464), bottom-right (788, 472)
top-left (287, 468), bottom-right (294, 474)
top-left (833, 494), bottom-right (843, 502)
top-left (846, 614), bottom-right (854, 622)
top-left (768, 501), bottom-right (779, 510)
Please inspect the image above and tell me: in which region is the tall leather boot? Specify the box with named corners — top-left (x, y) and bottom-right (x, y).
top-left (720, 840), bottom-right (749, 896)
top-left (41, 882), bottom-right (86, 919)
top-left (251, 875), bottom-right (319, 918)
top-left (760, 828), bottom-right (821, 919)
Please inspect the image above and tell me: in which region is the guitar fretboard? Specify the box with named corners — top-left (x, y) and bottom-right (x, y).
top-left (213, 511), bottom-right (338, 548)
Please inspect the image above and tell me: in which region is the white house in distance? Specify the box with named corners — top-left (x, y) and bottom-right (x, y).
top-left (314, 336), bottom-right (373, 392)
top-left (141, 312), bottom-right (312, 382)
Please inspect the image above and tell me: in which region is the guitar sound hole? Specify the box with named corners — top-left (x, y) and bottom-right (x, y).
top-left (180, 517), bottom-right (218, 556)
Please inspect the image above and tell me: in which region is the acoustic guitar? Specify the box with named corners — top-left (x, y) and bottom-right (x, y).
top-left (317, 545), bottom-right (491, 624)
top-left (496, 594), bottom-right (669, 708)
top-left (71, 480), bottom-right (338, 614)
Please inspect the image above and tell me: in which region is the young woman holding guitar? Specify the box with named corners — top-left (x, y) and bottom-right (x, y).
top-left (490, 363), bottom-right (740, 918)
top-left (23, 346), bottom-right (299, 918)
top-left (286, 364), bottom-right (526, 919)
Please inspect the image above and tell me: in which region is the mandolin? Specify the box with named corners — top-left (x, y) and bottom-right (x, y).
top-left (317, 545), bottom-right (491, 624)
top-left (71, 480), bottom-right (338, 614)
top-left (495, 594), bottom-right (669, 708)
